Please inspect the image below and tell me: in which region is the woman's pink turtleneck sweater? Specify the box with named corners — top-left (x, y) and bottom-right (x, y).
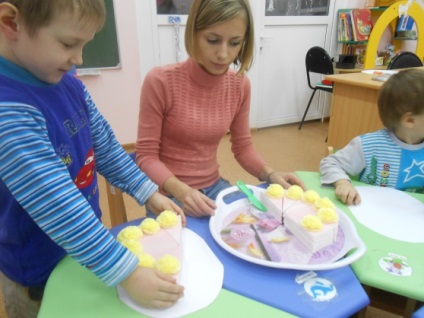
top-left (136, 58), bottom-right (266, 190)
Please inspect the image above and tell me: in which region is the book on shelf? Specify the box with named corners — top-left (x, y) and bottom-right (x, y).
top-left (351, 9), bottom-right (372, 41)
top-left (396, 15), bottom-right (415, 32)
top-left (338, 11), bottom-right (351, 42)
top-left (395, 15), bottom-right (416, 39)
top-left (337, 9), bottom-right (372, 42)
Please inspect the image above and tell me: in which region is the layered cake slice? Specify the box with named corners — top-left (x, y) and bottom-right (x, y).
top-left (140, 211), bottom-right (182, 264)
top-left (260, 184), bottom-right (285, 223)
top-left (261, 184), bottom-right (339, 253)
top-left (117, 210), bottom-right (183, 277)
top-left (283, 199), bottom-right (338, 252)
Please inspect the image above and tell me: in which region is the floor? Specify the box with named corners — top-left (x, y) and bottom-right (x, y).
top-left (0, 120), bottom-right (415, 317)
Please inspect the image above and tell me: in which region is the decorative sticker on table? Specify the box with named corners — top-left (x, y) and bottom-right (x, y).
top-left (378, 254), bottom-right (412, 277)
top-left (304, 277), bottom-right (337, 301)
top-left (219, 206), bottom-right (346, 265)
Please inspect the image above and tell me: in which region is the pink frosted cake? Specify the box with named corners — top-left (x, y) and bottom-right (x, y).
top-left (261, 185), bottom-right (339, 252)
top-left (260, 184), bottom-right (285, 223)
top-left (117, 210), bottom-right (182, 276)
top-left (283, 199), bottom-right (338, 252)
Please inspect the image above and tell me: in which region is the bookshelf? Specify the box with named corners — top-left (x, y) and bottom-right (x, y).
top-left (363, 1), bottom-right (424, 69)
top-left (337, 7), bottom-right (384, 67)
top-left (338, 2), bottom-right (424, 70)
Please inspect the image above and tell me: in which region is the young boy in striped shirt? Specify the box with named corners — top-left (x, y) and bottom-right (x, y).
top-left (320, 69), bottom-right (424, 205)
top-left (0, 1), bottom-right (184, 316)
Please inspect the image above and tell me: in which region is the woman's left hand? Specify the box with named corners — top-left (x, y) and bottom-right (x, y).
top-left (267, 171), bottom-right (306, 190)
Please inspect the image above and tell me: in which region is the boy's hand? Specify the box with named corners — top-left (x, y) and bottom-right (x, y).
top-left (146, 192), bottom-right (186, 225)
top-left (120, 266), bottom-right (184, 309)
top-left (334, 180), bottom-right (361, 206)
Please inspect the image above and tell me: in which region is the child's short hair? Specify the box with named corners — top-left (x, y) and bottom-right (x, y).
top-left (378, 69), bottom-right (424, 130)
top-left (184, 0), bottom-right (254, 75)
top-left (0, 0), bottom-right (106, 36)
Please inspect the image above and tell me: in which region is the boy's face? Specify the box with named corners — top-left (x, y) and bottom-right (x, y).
top-left (10, 10), bottom-right (97, 84)
top-left (412, 112), bottom-right (424, 142)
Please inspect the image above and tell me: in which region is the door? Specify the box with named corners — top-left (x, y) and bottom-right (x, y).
top-left (136, 0), bottom-right (337, 128)
top-left (249, 0), bottom-right (336, 128)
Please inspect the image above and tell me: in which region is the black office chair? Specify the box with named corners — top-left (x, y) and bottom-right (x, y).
top-left (387, 51), bottom-right (423, 70)
top-left (299, 46), bottom-right (334, 130)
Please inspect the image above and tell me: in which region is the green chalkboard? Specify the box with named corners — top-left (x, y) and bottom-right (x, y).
top-left (78, 0), bottom-right (120, 69)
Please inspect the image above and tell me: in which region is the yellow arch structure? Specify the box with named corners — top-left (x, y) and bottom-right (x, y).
top-left (363, 1), bottom-right (424, 69)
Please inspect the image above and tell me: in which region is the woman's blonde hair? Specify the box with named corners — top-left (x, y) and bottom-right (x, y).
top-left (0, 0), bottom-right (106, 36)
top-left (185, 0), bottom-right (254, 75)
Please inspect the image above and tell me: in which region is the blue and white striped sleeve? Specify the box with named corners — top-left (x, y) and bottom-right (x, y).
top-left (0, 103), bottom-right (138, 286)
top-left (83, 85), bottom-right (158, 205)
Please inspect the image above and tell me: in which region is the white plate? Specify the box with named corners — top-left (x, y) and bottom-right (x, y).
top-left (349, 186), bottom-right (424, 243)
top-left (361, 69), bottom-right (398, 75)
top-left (117, 229), bottom-right (224, 318)
top-left (210, 186), bottom-right (366, 271)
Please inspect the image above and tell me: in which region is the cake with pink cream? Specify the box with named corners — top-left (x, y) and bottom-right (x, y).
top-left (261, 185), bottom-right (339, 252)
top-left (117, 210), bottom-right (182, 276)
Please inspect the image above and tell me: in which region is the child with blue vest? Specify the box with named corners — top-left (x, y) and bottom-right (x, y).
top-left (0, 1), bottom-right (184, 317)
top-left (320, 69), bottom-right (424, 205)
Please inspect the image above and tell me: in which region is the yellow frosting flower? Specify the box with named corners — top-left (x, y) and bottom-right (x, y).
top-left (301, 215), bottom-right (323, 231)
top-left (314, 197), bottom-right (335, 209)
top-left (120, 239), bottom-right (143, 255)
top-left (139, 218), bottom-right (160, 234)
top-left (285, 185), bottom-right (304, 200)
top-left (317, 207), bottom-right (339, 223)
top-left (301, 190), bottom-right (320, 204)
top-left (156, 254), bottom-right (181, 275)
top-left (138, 253), bottom-right (156, 268)
top-left (117, 226), bottom-right (143, 243)
top-left (266, 184), bottom-right (285, 198)
top-left (156, 210), bottom-right (179, 228)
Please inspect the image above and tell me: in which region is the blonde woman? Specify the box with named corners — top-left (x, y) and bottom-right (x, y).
top-left (136, 0), bottom-right (305, 217)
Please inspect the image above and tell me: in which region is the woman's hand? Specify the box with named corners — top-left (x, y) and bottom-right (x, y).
top-left (334, 179), bottom-right (361, 206)
top-left (163, 177), bottom-right (216, 217)
top-left (178, 187), bottom-right (216, 217)
top-left (267, 171), bottom-right (307, 191)
top-left (120, 266), bottom-right (184, 309)
top-left (146, 192), bottom-right (186, 225)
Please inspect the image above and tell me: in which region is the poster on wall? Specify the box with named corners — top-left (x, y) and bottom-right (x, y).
top-left (266, 0), bottom-right (329, 16)
top-left (157, 0), bottom-right (330, 16)
top-left (157, 0), bottom-right (192, 14)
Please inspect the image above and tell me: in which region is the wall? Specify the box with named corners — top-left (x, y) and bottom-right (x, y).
top-left (78, 0), bottom-right (141, 145)
top-left (81, 0), bottom-right (422, 144)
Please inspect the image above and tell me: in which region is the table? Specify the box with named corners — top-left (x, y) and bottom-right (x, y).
top-left (325, 67), bottom-right (424, 149)
top-left (38, 255), bottom-right (296, 318)
top-left (296, 171), bottom-right (424, 316)
top-left (325, 72), bottom-right (384, 150)
top-left (334, 65), bottom-right (387, 74)
top-left (39, 187), bottom-right (369, 318)
top-left (135, 220), bottom-right (367, 317)
top-left (413, 305), bottom-right (424, 318)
